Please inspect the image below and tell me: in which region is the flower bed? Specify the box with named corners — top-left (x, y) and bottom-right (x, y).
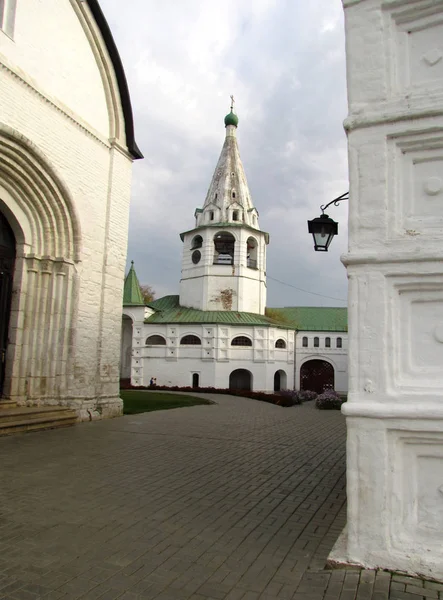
top-left (120, 384), bottom-right (305, 407)
top-left (315, 389), bottom-right (346, 410)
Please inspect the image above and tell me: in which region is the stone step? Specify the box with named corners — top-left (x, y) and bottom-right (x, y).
top-left (0, 399), bottom-right (17, 408)
top-left (0, 406), bottom-right (77, 436)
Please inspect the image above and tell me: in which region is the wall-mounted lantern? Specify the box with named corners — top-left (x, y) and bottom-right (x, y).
top-left (307, 192), bottom-right (349, 251)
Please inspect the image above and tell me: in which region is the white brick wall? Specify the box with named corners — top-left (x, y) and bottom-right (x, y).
top-left (0, 1), bottom-right (134, 419)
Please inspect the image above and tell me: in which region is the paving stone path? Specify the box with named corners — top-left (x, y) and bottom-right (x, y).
top-left (0, 394), bottom-right (441, 600)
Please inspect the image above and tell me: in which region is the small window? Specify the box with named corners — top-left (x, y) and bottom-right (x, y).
top-left (0, 0), bottom-right (17, 37)
top-left (209, 211), bottom-right (214, 221)
top-left (275, 339), bottom-right (286, 349)
top-left (233, 211), bottom-right (238, 221)
top-left (325, 337), bottom-right (331, 348)
top-left (231, 336), bottom-right (252, 347)
top-left (314, 337), bottom-right (319, 348)
top-left (215, 193), bottom-right (218, 200)
top-left (180, 335), bottom-right (201, 345)
top-left (146, 335), bottom-right (166, 346)
top-left (302, 336), bottom-right (308, 347)
top-left (232, 192), bottom-right (236, 198)
top-left (336, 337), bottom-right (342, 348)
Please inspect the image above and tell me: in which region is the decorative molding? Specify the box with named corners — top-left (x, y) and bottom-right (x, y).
top-left (344, 98), bottom-right (443, 132)
top-left (343, 402), bottom-right (443, 418)
top-left (0, 59), bottom-right (110, 151)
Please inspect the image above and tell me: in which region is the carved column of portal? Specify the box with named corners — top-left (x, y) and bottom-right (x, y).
top-left (14, 255), bottom-right (75, 404)
top-left (335, 0), bottom-right (443, 580)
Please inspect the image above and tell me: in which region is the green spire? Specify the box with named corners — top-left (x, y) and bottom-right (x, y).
top-left (224, 94), bottom-right (238, 127)
top-left (123, 261), bottom-right (145, 306)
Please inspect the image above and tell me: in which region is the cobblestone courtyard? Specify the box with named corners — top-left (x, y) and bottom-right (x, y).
top-left (0, 395), bottom-right (441, 600)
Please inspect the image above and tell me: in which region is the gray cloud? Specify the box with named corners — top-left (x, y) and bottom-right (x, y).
top-left (101, 0), bottom-right (349, 307)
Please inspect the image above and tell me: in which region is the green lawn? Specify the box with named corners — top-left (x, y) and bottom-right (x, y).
top-left (120, 390), bottom-right (213, 415)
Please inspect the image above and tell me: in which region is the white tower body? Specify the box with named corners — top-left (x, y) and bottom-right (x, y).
top-left (179, 109), bottom-right (268, 314)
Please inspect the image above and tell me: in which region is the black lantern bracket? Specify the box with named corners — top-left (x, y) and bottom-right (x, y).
top-left (320, 191), bottom-right (349, 215)
top-left (308, 191), bottom-right (349, 252)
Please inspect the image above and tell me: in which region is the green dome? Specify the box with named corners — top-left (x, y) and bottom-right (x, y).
top-left (224, 110), bottom-right (238, 127)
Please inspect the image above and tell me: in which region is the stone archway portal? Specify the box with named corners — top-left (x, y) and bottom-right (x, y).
top-left (229, 369), bottom-right (252, 391)
top-left (300, 360), bottom-right (334, 394)
top-left (0, 212), bottom-right (15, 396)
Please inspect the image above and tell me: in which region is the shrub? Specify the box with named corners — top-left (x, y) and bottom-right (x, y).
top-left (277, 390), bottom-right (302, 406)
top-left (296, 390), bottom-right (318, 403)
top-left (315, 389), bottom-right (345, 410)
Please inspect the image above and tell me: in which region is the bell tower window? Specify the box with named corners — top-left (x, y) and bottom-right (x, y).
top-left (209, 211), bottom-right (214, 221)
top-left (233, 211), bottom-right (238, 221)
top-left (213, 232), bottom-right (234, 265)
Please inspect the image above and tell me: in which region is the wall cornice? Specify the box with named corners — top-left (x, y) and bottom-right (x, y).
top-left (0, 56), bottom-right (111, 151)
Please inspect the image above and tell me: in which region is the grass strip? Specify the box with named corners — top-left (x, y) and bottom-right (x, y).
top-left (121, 390), bottom-right (213, 415)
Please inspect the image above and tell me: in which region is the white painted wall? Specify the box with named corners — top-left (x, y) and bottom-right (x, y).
top-left (1, 0), bottom-right (109, 135)
top-left (0, 1), bottom-right (134, 419)
top-left (334, 0), bottom-right (443, 580)
top-left (295, 332), bottom-right (348, 394)
top-left (140, 323), bottom-right (295, 391)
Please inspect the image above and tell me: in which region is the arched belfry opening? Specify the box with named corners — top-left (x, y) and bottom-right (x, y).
top-left (247, 236), bottom-right (257, 269)
top-left (0, 212), bottom-right (16, 396)
top-left (213, 232), bottom-right (235, 265)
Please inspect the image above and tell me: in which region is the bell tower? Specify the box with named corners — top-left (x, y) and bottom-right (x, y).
top-left (179, 100), bottom-right (269, 314)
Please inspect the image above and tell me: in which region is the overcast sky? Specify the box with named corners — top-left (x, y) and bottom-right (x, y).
top-left (101, 0), bottom-right (349, 308)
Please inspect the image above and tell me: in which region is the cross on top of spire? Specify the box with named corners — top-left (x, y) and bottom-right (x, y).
top-left (224, 96), bottom-right (238, 128)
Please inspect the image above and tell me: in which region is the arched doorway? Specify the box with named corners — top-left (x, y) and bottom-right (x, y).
top-left (229, 369), bottom-right (252, 391)
top-left (274, 369), bottom-right (287, 391)
top-left (192, 373), bottom-right (200, 388)
top-left (300, 360), bottom-right (334, 394)
top-left (0, 212), bottom-right (16, 396)
top-left (120, 315), bottom-right (133, 380)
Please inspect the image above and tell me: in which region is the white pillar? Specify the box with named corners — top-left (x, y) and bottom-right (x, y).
top-left (336, 0), bottom-right (443, 580)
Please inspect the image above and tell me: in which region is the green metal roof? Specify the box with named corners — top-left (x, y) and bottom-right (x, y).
top-left (145, 296), bottom-right (284, 327)
top-left (123, 261), bottom-right (145, 306)
top-left (145, 296), bottom-right (347, 331)
top-left (266, 307), bottom-right (348, 332)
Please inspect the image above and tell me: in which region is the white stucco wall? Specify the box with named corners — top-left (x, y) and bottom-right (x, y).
top-left (295, 332), bottom-right (348, 394)
top-left (0, 1), bottom-right (134, 419)
top-left (140, 324), bottom-right (294, 392)
top-left (1, 0), bottom-right (109, 135)
top-left (334, 0), bottom-right (443, 580)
